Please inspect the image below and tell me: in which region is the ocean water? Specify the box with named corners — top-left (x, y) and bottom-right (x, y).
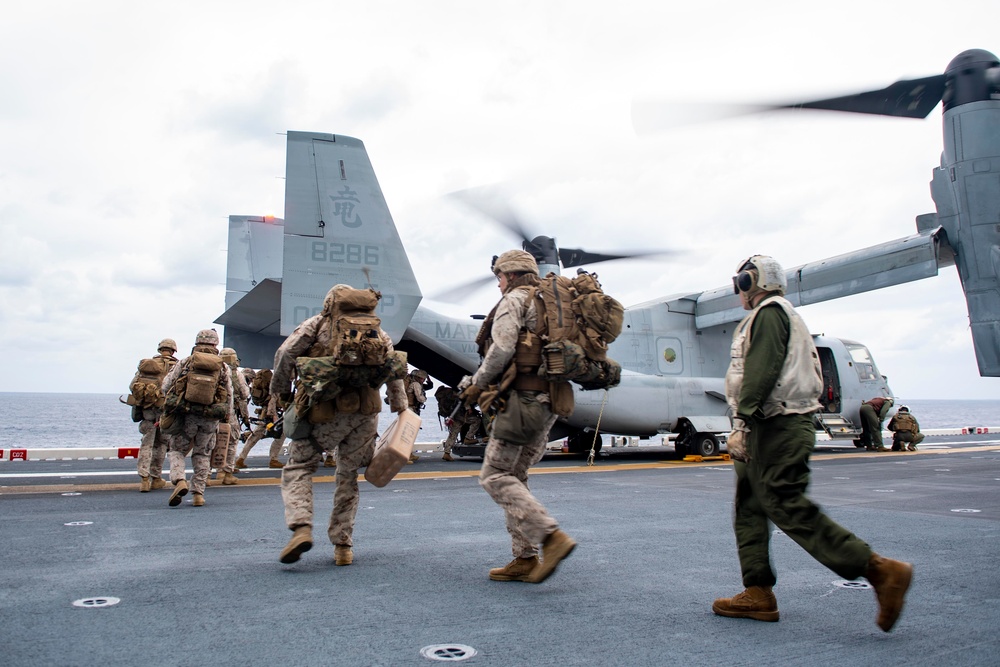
top-left (0, 393), bottom-right (451, 452)
top-left (0, 394), bottom-right (997, 451)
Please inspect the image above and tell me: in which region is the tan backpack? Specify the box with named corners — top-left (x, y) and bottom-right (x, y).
top-left (184, 352), bottom-right (225, 406)
top-left (250, 369), bottom-right (273, 406)
top-left (128, 357), bottom-right (174, 408)
top-left (534, 271), bottom-right (624, 389)
top-left (327, 288), bottom-right (390, 367)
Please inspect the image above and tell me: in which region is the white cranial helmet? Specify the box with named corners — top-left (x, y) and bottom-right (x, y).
top-left (733, 255), bottom-right (787, 295)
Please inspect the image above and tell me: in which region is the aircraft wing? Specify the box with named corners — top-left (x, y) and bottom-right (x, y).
top-left (694, 227), bottom-right (950, 329)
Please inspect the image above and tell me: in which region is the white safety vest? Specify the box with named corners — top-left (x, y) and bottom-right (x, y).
top-left (725, 294), bottom-right (822, 418)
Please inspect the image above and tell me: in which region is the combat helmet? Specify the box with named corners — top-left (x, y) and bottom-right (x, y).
top-left (157, 338), bottom-right (177, 353)
top-left (733, 255), bottom-right (787, 296)
top-left (195, 328), bottom-right (220, 346)
top-left (492, 249), bottom-right (538, 275)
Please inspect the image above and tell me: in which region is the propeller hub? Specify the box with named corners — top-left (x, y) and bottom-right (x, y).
top-left (944, 49), bottom-right (1000, 111)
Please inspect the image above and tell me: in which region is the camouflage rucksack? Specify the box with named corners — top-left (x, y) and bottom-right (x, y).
top-left (326, 288), bottom-right (390, 367)
top-left (435, 385), bottom-right (461, 418)
top-left (534, 271), bottom-right (623, 390)
top-left (250, 369), bottom-right (273, 406)
top-left (128, 356), bottom-right (174, 409)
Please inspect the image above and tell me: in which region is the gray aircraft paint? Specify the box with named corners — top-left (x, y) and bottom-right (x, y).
top-left (215, 50), bottom-right (999, 450)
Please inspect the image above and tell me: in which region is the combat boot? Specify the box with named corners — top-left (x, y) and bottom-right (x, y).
top-left (489, 556), bottom-right (539, 582)
top-left (712, 586), bottom-right (780, 622)
top-left (334, 545), bottom-right (353, 566)
top-left (140, 476), bottom-right (151, 493)
top-left (168, 479), bottom-right (188, 507)
top-left (866, 553), bottom-right (913, 632)
top-left (269, 458), bottom-right (285, 469)
top-left (324, 455), bottom-right (336, 467)
top-left (279, 526), bottom-right (313, 564)
top-left (527, 529), bottom-right (577, 583)
top-left (907, 444), bottom-right (917, 451)
top-left (222, 472), bottom-right (238, 485)
top-left (442, 452), bottom-right (454, 462)
top-left (407, 453), bottom-right (420, 464)
top-left (234, 457), bottom-right (246, 469)
top-left (192, 492), bottom-right (205, 507)
top-left (150, 477), bottom-right (168, 490)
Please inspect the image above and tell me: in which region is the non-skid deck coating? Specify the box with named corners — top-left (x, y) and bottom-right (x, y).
top-left (1, 434), bottom-right (998, 666)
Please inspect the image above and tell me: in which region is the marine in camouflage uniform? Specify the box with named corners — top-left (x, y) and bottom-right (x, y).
top-left (714, 255), bottom-right (913, 633)
top-left (161, 329), bottom-right (233, 507)
top-left (404, 369), bottom-right (428, 462)
top-left (888, 406), bottom-right (925, 451)
top-left (273, 284), bottom-right (407, 566)
top-left (458, 249), bottom-right (576, 584)
top-left (132, 338), bottom-right (178, 492)
top-left (217, 347), bottom-right (251, 484)
top-left (236, 394), bottom-right (287, 468)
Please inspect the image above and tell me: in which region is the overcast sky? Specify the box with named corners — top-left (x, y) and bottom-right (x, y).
top-left (1, 1), bottom-right (998, 400)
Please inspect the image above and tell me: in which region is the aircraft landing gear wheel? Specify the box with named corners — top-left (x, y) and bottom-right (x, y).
top-left (694, 433), bottom-right (720, 457)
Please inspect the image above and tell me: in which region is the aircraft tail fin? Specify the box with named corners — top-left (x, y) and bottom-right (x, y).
top-left (280, 132), bottom-right (421, 342)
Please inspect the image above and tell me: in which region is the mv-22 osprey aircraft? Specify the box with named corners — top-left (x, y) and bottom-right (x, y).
top-left (217, 48), bottom-right (1000, 457)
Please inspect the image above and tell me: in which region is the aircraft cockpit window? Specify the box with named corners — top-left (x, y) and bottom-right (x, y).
top-left (846, 344), bottom-right (879, 382)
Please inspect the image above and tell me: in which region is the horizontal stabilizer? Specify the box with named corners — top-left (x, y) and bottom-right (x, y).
top-left (215, 278), bottom-right (282, 335)
top-left (695, 228), bottom-right (948, 329)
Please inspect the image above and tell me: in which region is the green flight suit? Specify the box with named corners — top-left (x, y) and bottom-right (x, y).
top-left (733, 304), bottom-right (872, 587)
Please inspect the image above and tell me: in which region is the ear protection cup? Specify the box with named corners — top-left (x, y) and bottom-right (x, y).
top-left (735, 270), bottom-right (756, 293)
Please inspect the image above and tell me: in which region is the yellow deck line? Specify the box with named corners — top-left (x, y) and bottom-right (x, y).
top-left (2, 444), bottom-right (998, 495)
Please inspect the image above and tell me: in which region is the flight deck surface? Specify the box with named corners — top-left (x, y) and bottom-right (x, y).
top-left (1, 434), bottom-right (998, 666)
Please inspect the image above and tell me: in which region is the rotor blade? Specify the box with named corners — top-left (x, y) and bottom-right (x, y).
top-left (447, 186), bottom-right (534, 244)
top-left (428, 274), bottom-right (497, 303)
top-left (632, 100), bottom-right (781, 133)
top-left (777, 74), bottom-right (946, 119)
top-left (633, 74), bottom-right (947, 134)
top-left (558, 247), bottom-right (672, 269)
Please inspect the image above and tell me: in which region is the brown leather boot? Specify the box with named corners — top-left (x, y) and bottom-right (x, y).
top-left (489, 556), bottom-right (539, 581)
top-left (269, 458), bottom-right (285, 469)
top-left (140, 476), bottom-right (151, 493)
top-left (527, 529), bottom-right (577, 583)
top-left (279, 526), bottom-right (313, 564)
top-left (168, 480), bottom-right (188, 507)
top-left (150, 477), bottom-right (168, 490)
top-left (334, 545), bottom-right (353, 566)
top-left (234, 457), bottom-right (247, 469)
top-left (324, 455), bottom-right (336, 468)
top-left (866, 553), bottom-right (913, 632)
top-left (442, 452), bottom-right (454, 462)
top-left (222, 472), bottom-right (238, 485)
top-left (192, 492), bottom-right (205, 507)
top-left (712, 586), bottom-right (780, 621)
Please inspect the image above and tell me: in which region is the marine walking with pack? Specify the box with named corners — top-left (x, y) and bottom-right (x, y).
top-left (235, 368), bottom-right (288, 469)
top-left (125, 338), bottom-right (178, 492)
top-left (159, 329), bottom-right (233, 508)
top-left (457, 249), bottom-right (623, 584)
top-left (271, 284), bottom-right (410, 566)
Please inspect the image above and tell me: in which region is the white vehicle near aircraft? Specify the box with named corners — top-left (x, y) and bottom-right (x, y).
top-left (217, 49), bottom-right (999, 457)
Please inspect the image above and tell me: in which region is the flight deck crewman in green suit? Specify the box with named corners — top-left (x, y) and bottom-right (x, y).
top-left (713, 254), bottom-right (914, 633)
